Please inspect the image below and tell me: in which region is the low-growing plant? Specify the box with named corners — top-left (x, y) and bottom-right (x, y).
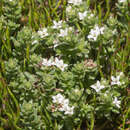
top-left (0, 0), bottom-right (129, 129)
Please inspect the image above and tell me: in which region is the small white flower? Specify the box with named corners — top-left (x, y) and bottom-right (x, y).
top-left (32, 40), bottom-right (38, 45)
top-left (66, 6), bottom-right (72, 13)
top-left (59, 28), bottom-right (68, 37)
top-left (88, 26), bottom-right (100, 41)
top-left (42, 57), bottom-right (68, 71)
top-left (112, 29), bottom-right (117, 35)
top-left (42, 58), bottom-right (53, 66)
top-left (59, 99), bottom-right (69, 111)
top-left (53, 39), bottom-right (59, 44)
top-left (119, 0), bottom-right (126, 3)
top-left (52, 94), bottom-right (65, 104)
top-left (58, 62), bottom-right (68, 71)
top-left (47, 59), bottom-right (54, 66)
top-left (91, 81), bottom-right (105, 92)
top-left (53, 39), bottom-right (59, 48)
top-left (42, 59), bottom-right (48, 66)
top-left (69, 27), bottom-right (73, 31)
top-left (52, 21), bottom-right (62, 29)
top-left (87, 25), bottom-right (105, 41)
top-left (54, 57), bottom-right (68, 71)
top-left (87, 30), bottom-right (99, 41)
top-left (58, 106), bottom-right (65, 112)
top-left (54, 44), bottom-right (59, 48)
top-left (31, 35), bottom-right (34, 39)
top-left (88, 14), bottom-right (94, 19)
top-left (111, 76), bottom-right (121, 86)
top-left (100, 27), bottom-right (105, 34)
top-left (68, 0), bottom-right (82, 5)
top-left (42, 28), bottom-right (49, 36)
top-left (63, 99), bottom-right (69, 105)
top-left (38, 28), bottom-right (48, 38)
top-left (119, 72), bottom-right (124, 76)
top-left (74, 89), bottom-right (79, 93)
top-left (37, 30), bottom-right (43, 36)
top-left (64, 106), bottom-right (74, 115)
top-left (113, 97), bottom-right (121, 108)
top-left (52, 93), bottom-right (74, 115)
top-left (78, 11), bottom-right (87, 20)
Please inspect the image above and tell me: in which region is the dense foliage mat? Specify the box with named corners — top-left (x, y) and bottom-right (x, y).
top-left (0, 0), bottom-right (130, 129)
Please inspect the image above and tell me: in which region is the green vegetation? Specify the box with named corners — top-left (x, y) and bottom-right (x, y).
top-left (0, 0), bottom-right (129, 129)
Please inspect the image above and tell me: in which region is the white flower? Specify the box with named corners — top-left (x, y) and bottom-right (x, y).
top-left (53, 39), bottom-right (59, 44)
top-left (94, 25), bottom-right (103, 34)
top-left (42, 28), bottom-right (49, 36)
top-left (119, 0), bottom-right (126, 3)
top-left (48, 59), bottom-right (54, 66)
top-left (42, 58), bottom-right (53, 66)
top-left (32, 40), bottom-right (38, 45)
top-left (59, 28), bottom-right (68, 37)
top-left (87, 30), bottom-right (99, 41)
top-left (54, 58), bottom-right (68, 71)
top-left (91, 81), bottom-right (105, 92)
top-left (119, 72), bottom-right (124, 76)
top-left (38, 30), bottom-right (43, 35)
top-left (52, 94), bottom-right (65, 104)
top-left (59, 99), bottom-right (69, 112)
top-left (54, 44), bottom-right (58, 48)
top-left (38, 28), bottom-right (48, 38)
top-left (78, 11), bottom-right (87, 20)
top-left (100, 27), bottom-right (105, 34)
top-left (58, 61), bottom-right (68, 71)
top-left (68, 0), bottom-right (82, 5)
top-left (69, 27), bottom-right (73, 31)
top-left (74, 89), bottom-right (79, 93)
top-left (64, 106), bottom-right (74, 115)
top-left (88, 26), bottom-right (100, 41)
top-left (42, 57), bottom-right (68, 71)
top-left (113, 97), bottom-right (121, 108)
top-left (88, 14), bottom-right (94, 19)
top-left (52, 93), bottom-right (74, 115)
top-left (112, 29), bottom-right (117, 35)
top-left (52, 21), bottom-right (62, 29)
top-left (87, 25), bottom-right (105, 41)
top-left (42, 59), bottom-right (48, 66)
top-left (53, 40), bottom-right (59, 48)
top-left (66, 6), bottom-right (72, 13)
top-left (111, 76), bottom-right (121, 86)
top-left (63, 99), bottom-right (69, 105)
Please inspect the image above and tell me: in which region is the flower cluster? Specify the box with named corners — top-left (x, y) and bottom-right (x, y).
top-left (87, 25), bottom-right (105, 41)
top-left (90, 81), bottom-right (105, 92)
top-left (42, 57), bottom-right (68, 71)
top-left (52, 94), bottom-right (74, 115)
